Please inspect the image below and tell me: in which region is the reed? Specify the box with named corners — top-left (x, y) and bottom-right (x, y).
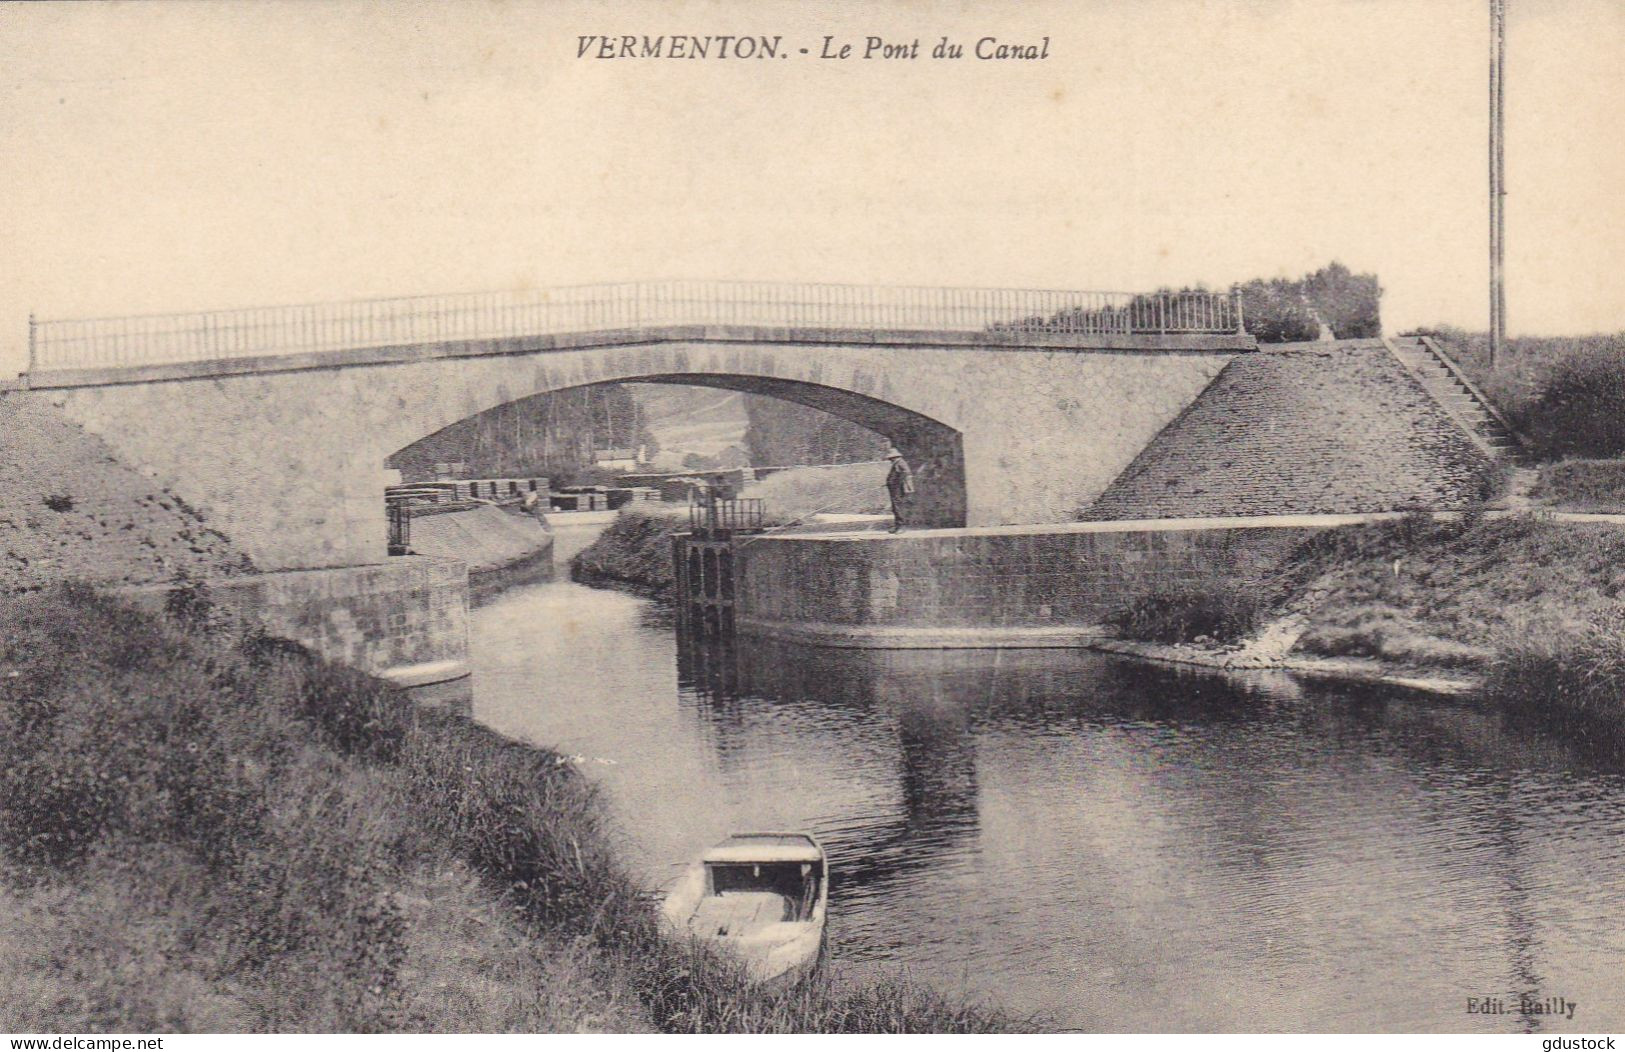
top-left (1483, 608), bottom-right (1625, 732)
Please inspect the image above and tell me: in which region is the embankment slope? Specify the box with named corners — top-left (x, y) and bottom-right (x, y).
top-left (406, 505), bottom-right (551, 573)
top-left (1086, 342), bottom-right (1494, 519)
top-left (1, 393), bottom-right (252, 594)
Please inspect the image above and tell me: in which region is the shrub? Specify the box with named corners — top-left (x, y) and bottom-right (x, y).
top-left (1522, 348), bottom-right (1625, 458)
top-left (1105, 581), bottom-right (1269, 644)
top-left (570, 509), bottom-right (685, 596)
top-left (1484, 609), bottom-right (1625, 733)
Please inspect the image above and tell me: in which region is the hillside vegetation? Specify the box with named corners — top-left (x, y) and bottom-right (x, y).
top-left (1422, 329), bottom-right (1625, 461)
top-left (1416, 329), bottom-right (1625, 513)
top-left (1289, 515), bottom-right (1625, 734)
top-left (742, 463), bottom-right (890, 521)
top-left (742, 396), bottom-right (889, 470)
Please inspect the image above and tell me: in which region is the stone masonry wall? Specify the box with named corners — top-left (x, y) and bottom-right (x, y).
top-left (734, 519), bottom-right (1331, 647)
top-left (1084, 341), bottom-right (1494, 520)
top-left (119, 556), bottom-right (469, 681)
top-left (3, 393), bottom-right (466, 682)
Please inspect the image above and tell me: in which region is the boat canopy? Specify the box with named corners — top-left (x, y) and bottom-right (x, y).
top-left (703, 833), bottom-right (822, 865)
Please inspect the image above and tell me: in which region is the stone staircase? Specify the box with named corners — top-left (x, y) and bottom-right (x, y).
top-left (1384, 335), bottom-right (1522, 460)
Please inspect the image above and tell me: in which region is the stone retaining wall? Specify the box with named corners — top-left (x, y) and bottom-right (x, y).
top-left (1, 393), bottom-right (252, 594)
top-left (734, 518), bottom-right (1343, 648)
top-left (120, 556), bottom-right (470, 684)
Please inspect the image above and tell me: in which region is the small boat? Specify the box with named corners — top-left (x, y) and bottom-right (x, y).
top-left (661, 832), bottom-right (829, 983)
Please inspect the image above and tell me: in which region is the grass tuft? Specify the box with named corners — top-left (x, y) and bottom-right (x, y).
top-left (1529, 459), bottom-right (1625, 513)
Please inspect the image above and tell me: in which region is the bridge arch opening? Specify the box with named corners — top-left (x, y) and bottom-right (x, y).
top-left (383, 374), bottom-right (967, 530)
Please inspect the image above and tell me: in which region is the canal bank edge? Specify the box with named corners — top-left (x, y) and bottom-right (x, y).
top-left (687, 511), bottom-right (1625, 703)
top-left (403, 503), bottom-right (558, 605)
top-left (1, 584), bottom-right (1019, 1033)
top-left (111, 508), bottom-right (563, 686)
top-left (1088, 639), bottom-right (1480, 697)
top-left (729, 516), bottom-right (1486, 695)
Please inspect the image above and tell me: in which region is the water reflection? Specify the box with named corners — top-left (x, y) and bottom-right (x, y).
top-left (474, 580), bottom-right (1625, 1032)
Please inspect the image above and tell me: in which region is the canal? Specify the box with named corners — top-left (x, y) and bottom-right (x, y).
top-left (471, 536), bottom-right (1625, 1032)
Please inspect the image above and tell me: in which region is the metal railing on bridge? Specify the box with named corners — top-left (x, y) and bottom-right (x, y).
top-left (27, 281), bottom-right (1244, 372)
top-left (689, 497), bottom-right (765, 537)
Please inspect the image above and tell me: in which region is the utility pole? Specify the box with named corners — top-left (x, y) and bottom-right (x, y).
top-left (1489, 0), bottom-right (1507, 366)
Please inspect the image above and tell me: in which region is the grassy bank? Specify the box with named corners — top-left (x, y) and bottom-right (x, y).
top-left (1101, 514), bottom-right (1625, 728)
top-left (569, 509), bottom-right (684, 597)
top-left (0, 585), bottom-right (1018, 1033)
top-left (1527, 459), bottom-right (1625, 513)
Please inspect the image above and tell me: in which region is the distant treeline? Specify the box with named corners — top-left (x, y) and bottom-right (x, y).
top-left (387, 385), bottom-right (657, 484)
top-left (741, 395), bottom-right (889, 469)
top-left (1011, 261), bottom-right (1383, 344)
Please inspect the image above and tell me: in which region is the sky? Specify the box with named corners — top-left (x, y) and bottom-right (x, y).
top-left (1, 0), bottom-right (1621, 377)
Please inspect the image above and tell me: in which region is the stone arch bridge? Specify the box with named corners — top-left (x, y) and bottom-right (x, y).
top-left (21, 282), bottom-right (1252, 571)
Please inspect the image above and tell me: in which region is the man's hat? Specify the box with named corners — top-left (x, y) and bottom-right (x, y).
top-left (885, 447), bottom-right (903, 459)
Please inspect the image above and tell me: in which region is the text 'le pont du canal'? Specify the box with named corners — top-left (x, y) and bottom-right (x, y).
top-left (574, 35), bottom-right (1051, 61)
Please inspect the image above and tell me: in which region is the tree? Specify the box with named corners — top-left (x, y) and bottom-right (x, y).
top-left (1237, 278), bottom-right (1321, 343)
top-left (741, 396), bottom-right (888, 468)
top-left (1524, 347), bottom-right (1625, 458)
top-left (1302, 262), bottom-right (1383, 339)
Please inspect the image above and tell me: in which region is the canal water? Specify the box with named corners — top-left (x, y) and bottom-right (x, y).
top-left (472, 550), bottom-right (1625, 1032)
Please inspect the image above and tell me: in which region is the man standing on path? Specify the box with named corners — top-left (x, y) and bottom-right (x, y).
top-left (885, 447), bottom-right (914, 533)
